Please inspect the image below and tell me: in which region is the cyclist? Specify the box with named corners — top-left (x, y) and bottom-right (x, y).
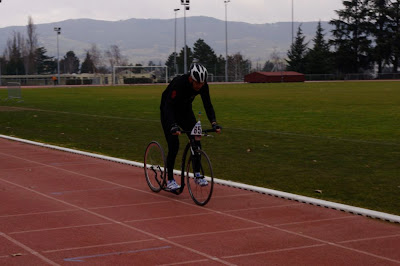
top-left (160, 62), bottom-right (221, 191)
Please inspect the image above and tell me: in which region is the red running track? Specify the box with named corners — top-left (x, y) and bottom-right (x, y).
top-left (0, 138), bottom-right (399, 265)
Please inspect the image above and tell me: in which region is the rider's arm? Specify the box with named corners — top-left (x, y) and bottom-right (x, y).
top-left (161, 80), bottom-right (180, 131)
top-left (200, 84), bottom-right (217, 124)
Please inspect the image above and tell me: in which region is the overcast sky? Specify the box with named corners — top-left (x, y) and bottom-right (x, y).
top-left (0, 0), bottom-right (343, 28)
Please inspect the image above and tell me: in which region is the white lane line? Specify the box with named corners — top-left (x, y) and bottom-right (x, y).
top-left (167, 226), bottom-right (265, 240)
top-left (157, 259), bottom-right (210, 265)
top-left (221, 243), bottom-right (327, 259)
top-left (88, 200), bottom-right (169, 210)
top-left (0, 232), bottom-right (60, 266)
top-left (124, 212), bottom-right (211, 223)
top-left (1, 134), bottom-right (399, 224)
top-left (224, 203), bottom-right (303, 213)
top-left (338, 233), bottom-right (400, 244)
top-left (212, 209), bottom-right (400, 264)
top-left (273, 215), bottom-right (358, 227)
top-left (0, 178), bottom-right (235, 266)
top-left (1, 135), bottom-right (400, 264)
top-left (8, 223), bottom-right (113, 235)
top-left (0, 209), bottom-right (79, 218)
top-left (43, 239), bottom-right (156, 253)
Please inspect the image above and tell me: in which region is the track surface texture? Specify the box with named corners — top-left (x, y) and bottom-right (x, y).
top-left (0, 138), bottom-right (399, 265)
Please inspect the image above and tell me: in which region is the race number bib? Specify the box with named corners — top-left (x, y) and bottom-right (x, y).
top-left (191, 121), bottom-right (202, 136)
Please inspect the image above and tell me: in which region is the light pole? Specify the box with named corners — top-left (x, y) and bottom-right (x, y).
top-left (54, 27), bottom-right (61, 85)
top-left (181, 0), bottom-right (190, 73)
top-left (174, 8), bottom-right (180, 75)
top-left (224, 0), bottom-right (230, 82)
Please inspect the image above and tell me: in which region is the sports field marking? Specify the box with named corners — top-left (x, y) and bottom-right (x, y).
top-left (230, 127), bottom-right (400, 146)
top-left (338, 233), bottom-right (400, 244)
top-left (88, 200), bottom-right (169, 210)
top-left (63, 246), bottom-right (171, 262)
top-left (167, 226), bottom-right (265, 240)
top-left (223, 203), bottom-right (304, 213)
top-left (214, 207), bottom-right (400, 264)
top-left (8, 222), bottom-right (113, 235)
top-left (124, 212), bottom-right (211, 223)
top-left (211, 192), bottom-right (257, 198)
top-left (0, 232), bottom-right (59, 266)
top-left (4, 107), bottom-right (159, 122)
top-left (50, 187), bottom-right (122, 195)
top-left (221, 243), bottom-right (327, 259)
top-left (157, 259), bottom-right (211, 265)
top-left (0, 174), bottom-right (235, 265)
top-left (1, 137), bottom-right (400, 264)
top-left (0, 209), bottom-right (78, 218)
top-left (273, 215), bottom-right (357, 227)
top-left (43, 239), bottom-right (157, 253)
top-left (1, 133), bottom-right (400, 225)
top-left (4, 107), bottom-right (398, 146)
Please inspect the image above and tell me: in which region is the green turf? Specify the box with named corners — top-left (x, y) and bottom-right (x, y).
top-left (0, 82), bottom-right (399, 215)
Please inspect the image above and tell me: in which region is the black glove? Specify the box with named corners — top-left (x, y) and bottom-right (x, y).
top-left (212, 123), bottom-right (222, 132)
top-left (170, 124), bottom-right (181, 135)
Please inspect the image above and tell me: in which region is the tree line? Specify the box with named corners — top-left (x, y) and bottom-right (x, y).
top-left (164, 39), bottom-right (250, 80)
top-left (0, 16), bottom-right (140, 77)
top-left (1, 1), bottom-right (399, 80)
top-left (286, 0), bottom-right (400, 75)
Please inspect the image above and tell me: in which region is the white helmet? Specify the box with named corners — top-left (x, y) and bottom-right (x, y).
top-left (190, 63), bottom-right (208, 83)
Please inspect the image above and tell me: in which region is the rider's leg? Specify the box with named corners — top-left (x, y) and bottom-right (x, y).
top-left (161, 116), bottom-right (180, 181)
top-left (180, 112), bottom-right (202, 175)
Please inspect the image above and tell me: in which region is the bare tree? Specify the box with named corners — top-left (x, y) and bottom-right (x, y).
top-left (105, 44), bottom-right (127, 71)
top-left (25, 16), bottom-right (38, 74)
top-left (88, 43), bottom-right (103, 73)
top-left (4, 31), bottom-right (26, 74)
top-left (270, 48), bottom-right (286, 72)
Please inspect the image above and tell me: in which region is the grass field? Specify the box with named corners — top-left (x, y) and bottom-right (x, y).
top-left (0, 81), bottom-right (399, 215)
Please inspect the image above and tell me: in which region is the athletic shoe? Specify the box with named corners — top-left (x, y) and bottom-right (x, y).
top-left (167, 180), bottom-right (180, 190)
top-left (195, 177), bottom-right (208, 186)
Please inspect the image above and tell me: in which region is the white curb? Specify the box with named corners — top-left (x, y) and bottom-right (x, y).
top-left (1, 134), bottom-right (399, 224)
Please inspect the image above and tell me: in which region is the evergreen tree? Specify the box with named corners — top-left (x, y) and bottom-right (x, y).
top-left (60, 51), bottom-right (80, 74)
top-left (305, 21), bottom-right (333, 74)
top-left (370, 0), bottom-right (392, 73)
top-left (35, 47), bottom-right (56, 74)
top-left (215, 55), bottom-right (226, 77)
top-left (165, 52), bottom-right (179, 76)
top-left (286, 25), bottom-right (309, 73)
top-left (330, 0), bottom-right (373, 73)
top-left (176, 45), bottom-right (192, 74)
top-left (81, 52), bottom-right (95, 73)
top-left (192, 39), bottom-right (218, 72)
top-left (387, 0), bottom-right (400, 72)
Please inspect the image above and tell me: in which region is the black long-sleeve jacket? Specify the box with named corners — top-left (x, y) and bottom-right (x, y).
top-left (160, 74), bottom-right (216, 128)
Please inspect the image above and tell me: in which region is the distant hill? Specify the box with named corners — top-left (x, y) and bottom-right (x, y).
top-left (0, 16), bottom-right (333, 66)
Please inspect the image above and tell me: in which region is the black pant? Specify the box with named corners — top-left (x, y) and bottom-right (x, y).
top-left (161, 110), bottom-right (201, 180)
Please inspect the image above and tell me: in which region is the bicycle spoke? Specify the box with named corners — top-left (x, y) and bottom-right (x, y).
top-left (186, 150), bottom-right (214, 206)
top-left (144, 142), bottom-right (166, 192)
